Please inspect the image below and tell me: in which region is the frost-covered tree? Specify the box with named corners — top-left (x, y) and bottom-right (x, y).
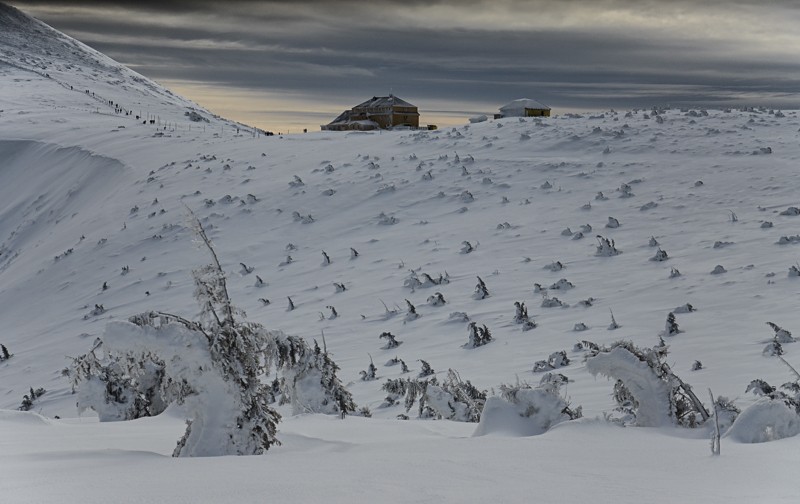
top-left (0, 343), bottom-right (10, 360)
top-left (584, 340), bottom-right (709, 427)
top-left (70, 212), bottom-right (354, 457)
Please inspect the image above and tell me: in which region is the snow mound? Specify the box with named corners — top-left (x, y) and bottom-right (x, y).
top-left (0, 409), bottom-right (52, 426)
top-left (727, 397), bottom-right (800, 443)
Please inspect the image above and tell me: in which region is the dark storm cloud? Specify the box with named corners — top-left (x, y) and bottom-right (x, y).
top-left (6, 0), bottom-right (800, 129)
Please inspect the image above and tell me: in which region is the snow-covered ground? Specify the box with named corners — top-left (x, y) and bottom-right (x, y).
top-left (2, 4), bottom-right (800, 502)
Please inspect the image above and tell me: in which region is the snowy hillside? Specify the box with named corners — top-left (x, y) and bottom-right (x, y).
top-left (2, 4), bottom-right (800, 502)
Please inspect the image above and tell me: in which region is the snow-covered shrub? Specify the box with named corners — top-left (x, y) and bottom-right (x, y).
top-left (404, 299), bottom-right (420, 322)
top-left (595, 235), bottom-right (621, 256)
top-left (272, 336), bottom-right (356, 417)
top-left (763, 340), bottom-right (784, 357)
top-left (650, 248), bottom-right (669, 262)
top-left (710, 265), bottom-right (727, 275)
top-left (664, 312), bottom-right (681, 336)
top-left (673, 303), bottom-right (695, 314)
top-left (473, 379), bottom-right (581, 436)
top-left (465, 322), bottom-right (493, 348)
top-left (70, 214), bottom-right (354, 457)
top-left (427, 292), bottom-right (446, 306)
top-left (473, 276), bottom-right (490, 300)
top-left (360, 356), bottom-right (378, 381)
top-left (730, 368), bottom-right (800, 443)
top-left (573, 322), bottom-right (588, 332)
top-left (779, 206), bottom-right (800, 216)
top-left (19, 387), bottom-right (46, 411)
top-left (533, 350), bottom-right (570, 373)
top-left (423, 369), bottom-right (487, 422)
top-left (0, 343), bottom-right (11, 361)
top-left (767, 322), bottom-right (796, 344)
top-left (789, 265), bottom-right (800, 277)
top-left (606, 216), bottom-right (620, 228)
top-left (405, 270), bottom-right (448, 290)
top-left (513, 301), bottom-right (528, 324)
top-left (607, 309), bottom-right (621, 330)
top-left (584, 341), bottom-right (709, 427)
top-left (728, 398), bottom-right (800, 443)
top-left (549, 278), bottom-right (574, 290)
top-left (418, 359), bottom-right (435, 378)
top-left (379, 331), bottom-right (402, 349)
top-left (540, 295), bottom-right (565, 308)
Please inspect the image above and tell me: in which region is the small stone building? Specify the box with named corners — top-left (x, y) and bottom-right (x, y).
top-left (322, 95), bottom-right (420, 131)
top-left (495, 98), bottom-right (551, 118)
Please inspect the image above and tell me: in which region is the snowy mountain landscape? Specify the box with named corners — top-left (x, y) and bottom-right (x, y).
top-left (2, 3), bottom-right (800, 502)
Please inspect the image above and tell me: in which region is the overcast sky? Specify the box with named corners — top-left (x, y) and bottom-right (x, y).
top-left (8, 0), bottom-right (800, 132)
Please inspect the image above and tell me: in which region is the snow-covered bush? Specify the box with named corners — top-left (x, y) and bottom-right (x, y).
top-left (473, 276), bottom-right (490, 300)
top-left (0, 343), bottom-right (11, 361)
top-left (663, 312), bottom-right (681, 336)
top-left (404, 299), bottom-right (419, 322)
top-left (423, 369), bottom-right (487, 422)
top-left (540, 294), bottom-right (565, 308)
top-left (729, 366), bottom-right (800, 442)
top-left (650, 248), bottom-right (668, 262)
top-left (465, 322), bottom-right (493, 348)
top-left (767, 322), bottom-right (795, 344)
top-left (427, 292), bottom-right (446, 306)
top-left (473, 379), bottom-right (581, 436)
top-left (19, 387), bottom-right (46, 411)
top-left (595, 235), bottom-right (621, 256)
top-left (549, 278), bottom-right (574, 290)
top-left (360, 356), bottom-right (378, 381)
top-left (379, 331), bottom-right (402, 349)
top-left (533, 350), bottom-right (570, 372)
top-left (584, 341), bottom-right (709, 427)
